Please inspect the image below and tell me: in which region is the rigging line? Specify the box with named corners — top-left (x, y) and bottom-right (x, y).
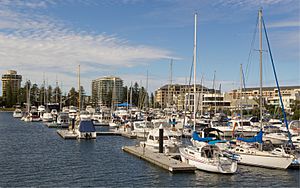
top-left (262, 17), bottom-right (292, 145)
top-left (245, 14), bottom-right (259, 83)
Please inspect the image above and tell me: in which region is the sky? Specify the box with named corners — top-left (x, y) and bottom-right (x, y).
top-left (0, 0), bottom-right (299, 95)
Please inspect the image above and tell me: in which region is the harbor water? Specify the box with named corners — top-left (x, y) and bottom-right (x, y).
top-left (0, 112), bottom-right (299, 187)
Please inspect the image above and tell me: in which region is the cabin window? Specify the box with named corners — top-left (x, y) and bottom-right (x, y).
top-left (189, 151), bottom-right (195, 155)
top-left (149, 135), bottom-right (154, 140)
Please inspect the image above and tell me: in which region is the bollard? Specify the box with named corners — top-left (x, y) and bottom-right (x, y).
top-left (71, 118), bottom-right (75, 130)
top-left (159, 124), bottom-right (164, 153)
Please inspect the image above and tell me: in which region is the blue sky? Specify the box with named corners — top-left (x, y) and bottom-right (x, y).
top-left (0, 0), bottom-right (299, 95)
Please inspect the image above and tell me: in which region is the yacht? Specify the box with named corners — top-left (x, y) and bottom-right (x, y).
top-left (280, 120), bottom-right (300, 136)
top-left (42, 112), bottom-right (53, 122)
top-left (29, 107), bottom-right (41, 122)
top-left (211, 119), bottom-right (260, 137)
top-left (132, 121), bottom-right (153, 138)
top-left (38, 105), bottom-right (46, 117)
top-left (69, 106), bottom-right (77, 119)
top-left (92, 111), bottom-right (110, 126)
top-left (57, 112), bottom-right (70, 127)
top-left (180, 143), bottom-right (238, 174)
top-left (80, 111), bottom-right (91, 120)
top-left (75, 119), bottom-right (96, 139)
top-left (140, 127), bottom-right (182, 153)
top-left (263, 132), bottom-right (289, 145)
top-left (13, 108), bottom-right (23, 118)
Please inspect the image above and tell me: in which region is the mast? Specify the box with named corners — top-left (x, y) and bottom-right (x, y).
top-left (240, 64), bottom-right (243, 128)
top-left (213, 71), bottom-right (216, 114)
top-left (60, 81), bottom-right (63, 111)
top-left (145, 70), bottom-right (149, 109)
top-left (78, 64), bottom-right (81, 112)
top-left (193, 13), bottom-right (197, 131)
top-left (130, 81), bottom-right (132, 109)
top-left (259, 8), bottom-right (263, 129)
top-left (43, 73), bottom-right (46, 105)
top-left (200, 76), bottom-right (204, 117)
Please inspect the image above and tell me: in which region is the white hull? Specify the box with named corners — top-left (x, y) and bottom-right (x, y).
top-left (180, 148), bottom-right (237, 174)
top-left (76, 131), bottom-right (96, 139)
top-left (13, 113), bottom-right (23, 118)
top-left (237, 153), bottom-right (293, 169)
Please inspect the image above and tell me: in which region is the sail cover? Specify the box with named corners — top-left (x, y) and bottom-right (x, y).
top-left (192, 131), bottom-right (214, 142)
top-left (79, 120), bottom-right (96, 132)
top-left (237, 130), bottom-right (263, 144)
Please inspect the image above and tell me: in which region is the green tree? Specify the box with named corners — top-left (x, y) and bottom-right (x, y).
top-left (291, 100), bottom-right (300, 120)
top-left (150, 92), bottom-right (154, 108)
top-left (67, 87), bottom-right (78, 107)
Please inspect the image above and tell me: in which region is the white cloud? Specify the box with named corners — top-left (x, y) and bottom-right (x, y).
top-left (268, 20), bottom-right (300, 28)
top-left (0, 0), bottom-right (174, 95)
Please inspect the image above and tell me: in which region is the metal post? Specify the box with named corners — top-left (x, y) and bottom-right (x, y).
top-left (159, 124), bottom-right (164, 153)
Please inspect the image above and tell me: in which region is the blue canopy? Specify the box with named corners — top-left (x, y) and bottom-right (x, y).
top-left (79, 120), bottom-right (96, 132)
top-left (192, 131), bottom-right (214, 142)
top-left (208, 140), bottom-right (227, 145)
top-left (237, 130), bottom-right (263, 144)
top-left (115, 102), bottom-right (133, 107)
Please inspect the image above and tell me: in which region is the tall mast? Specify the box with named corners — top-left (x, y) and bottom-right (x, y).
top-left (200, 76), bottom-right (203, 117)
top-left (78, 64), bottom-right (81, 112)
top-left (145, 70), bottom-right (149, 109)
top-left (130, 81), bottom-right (132, 108)
top-left (60, 81), bottom-right (63, 111)
top-left (193, 13), bottom-right (197, 131)
top-left (55, 75), bottom-right (58, 103)
top-left (240, 64), bottom-right (244, 128)
top-left (259, 8), bottom-right (263, 129)
top-left (43, 73), bottom-right (46, 105)
top-left (213, 71), bottom-right (216, 114)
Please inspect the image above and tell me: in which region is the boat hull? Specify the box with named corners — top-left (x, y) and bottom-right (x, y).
top-left (237, 153), bottom-right (293, 169)
top-left (179, 148), bottom-right (237, 174)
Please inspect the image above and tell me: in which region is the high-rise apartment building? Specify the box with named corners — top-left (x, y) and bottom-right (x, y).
top-left (92, 76), bottom-right (123, 107)
top-left (1, 70), bottom-right (22, 104)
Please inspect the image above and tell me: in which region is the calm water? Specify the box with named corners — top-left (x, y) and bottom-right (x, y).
top-left (0, 112), bottom-right (299, 187)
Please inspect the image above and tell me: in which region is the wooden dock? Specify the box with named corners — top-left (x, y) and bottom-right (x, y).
top-left (57, 130), bottom-right (78, 139)
top-left (45, 123), bottom-right (69, 129)
top-left (122, 146), bottom-right (196, 173)
top-left (96, 132), bottom-right (137, 139)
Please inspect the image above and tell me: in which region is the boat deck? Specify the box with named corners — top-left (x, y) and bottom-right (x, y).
top-left (122, 146), bottom-right (196, 173)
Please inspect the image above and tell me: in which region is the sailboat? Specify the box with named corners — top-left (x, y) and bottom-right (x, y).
top-left (228, 9), bottom-right (294, 169)
top-left (179, 13), bottom-right (238, 174)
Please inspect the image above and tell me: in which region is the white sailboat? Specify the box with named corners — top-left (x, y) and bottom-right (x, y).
top-left (179, 13), bottom-right (237, 174)
top-left (229, 9), bottom-right (294, 169)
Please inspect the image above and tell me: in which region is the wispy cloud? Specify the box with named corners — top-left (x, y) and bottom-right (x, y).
top-left (268, 20), bottom-right (300, 28)
top-left (0, 0), bottom-right (175, 93)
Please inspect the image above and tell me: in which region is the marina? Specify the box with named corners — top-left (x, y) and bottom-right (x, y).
top-left (0, 112), bottom-right (299, 187)
top-left (0, 1), bottom-right (299, 187)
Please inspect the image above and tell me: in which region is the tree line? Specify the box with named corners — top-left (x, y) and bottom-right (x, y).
top-left (1, 81), bottom-right (158, 109)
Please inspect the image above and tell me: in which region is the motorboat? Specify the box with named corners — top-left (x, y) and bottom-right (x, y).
top-left (139, 127), bottom-right (182, 153)
top-left (132, 121), bottom-right (153, 138)
top-left (79, 111), bottom-right (91, 120)
top-left (75, 119), bottom-right (96, 139)
top-left (38, 105), bottom-right (46, 117)
top-left (29, 107), bottom-right (41, 122)
top-left (211, 119), bottom-right (260, 137)
top-left (92, 111), bottom-right (110, 126)
top-left (280, 120), bottom-right (300, 136)
top-left (69, 106), bottom-right (77, 119)
top-left (180, 143), bottom-right (238, 174)
top-left (268, 119), bottom-right (283, 128)
top-left (263, 132), bottom-right (289, 145)
top-left (42, 112), bottom-right (53, 122)
top-left (13, 108), bottom-right (23, 118)
top-left (57, 112), bottom-right (70, 127)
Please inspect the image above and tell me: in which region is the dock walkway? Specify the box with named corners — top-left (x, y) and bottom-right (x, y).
top-left (57, 130), bottom-right (78, 139)
top-left (122, 146), bottom-right (195, 173)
